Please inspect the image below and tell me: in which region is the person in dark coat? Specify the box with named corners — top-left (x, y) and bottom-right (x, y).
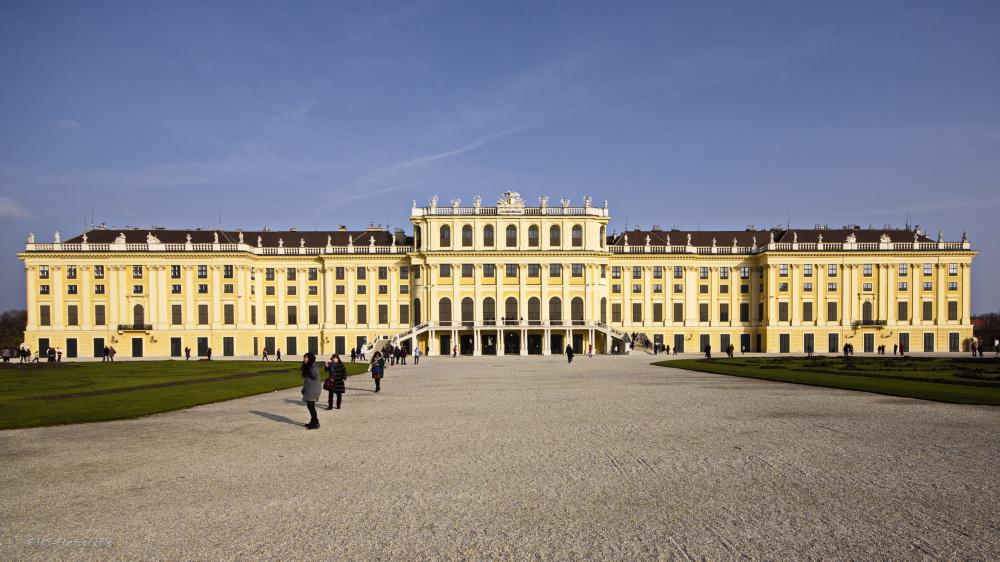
top-left (325, 354), bottom-right (347, 410)
top-left (370, 351), bottom-right (385, 392)
top-left (565, 344), bottom-right (574, 363)
top-left (301, 352), bottom-right (321, 429)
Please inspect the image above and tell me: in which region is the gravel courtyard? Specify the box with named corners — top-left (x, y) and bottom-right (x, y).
top-left (2, 354), bottom-right (998, 560)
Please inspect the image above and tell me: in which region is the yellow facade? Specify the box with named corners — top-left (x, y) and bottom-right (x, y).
top-left (18, 192), bottom-right (976, 358)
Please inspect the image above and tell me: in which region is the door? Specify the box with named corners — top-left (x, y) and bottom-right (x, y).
top-left (527, 334), bottom-right (542, 355)
top-left (307, 336), bottom-right (318, 355)
top-left (504, 331), bottom-right (520, 354)
top-left (740, 333), bottom-right (751, 354)
top-left (863, 333), bottom-right (874, 353)
top-left (440, 334), bottom-right (451, 356)
top-left (197, 337), bottom-right (209, 357)
top-left (923, 332), bottom-right (934, 352)
top-left (803, 333), bottom-right (814, 355)
top-left (898, 333), bottom-right (909, 353)
top-left (253, 337), bottom-right (259, 356)
top-left (335, 336), bottom-right (346, 355)
top-left (700, 334), bottom-right (711, 354)
top-left (779, 334), bottom-right (790, 353)
top-left (460, 334), bottom-right (474, 355)
top-left (286, 337), bottom-right (297, 356)
top-left (828, 333), bottom-right (839, 354)
top-left (170, 337), bottom-right (182, 357)
top-left (481, 333), bottom-right (497, 355)
top-left (93, 337), bottom-right (105, 358)
top-left (356, 336), bottom-right (367, 354)
top-left (550, 334), bottom-right (564, 355)
top-left (949, 333), bottom-right (959, 352)
top-left (673, 334), bottom-right (684, 353)
top-left (131, 337), bottom-right (143, 358)
top-left (265, 337), bottom-right (276, 356)
top-left (572, 333), bottom-right (583, 354)
top-left (65, 338), bottom-right (77, 358)
top-left (223, 337), bottom-right (234, 357)
top-left (720, 334), bottom-right (731, 354)
top-left (38, 338), bottom-right (49, 357)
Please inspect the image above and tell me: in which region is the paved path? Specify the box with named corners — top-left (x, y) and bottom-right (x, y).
top-left (2, 354), bottom-right (998, 560)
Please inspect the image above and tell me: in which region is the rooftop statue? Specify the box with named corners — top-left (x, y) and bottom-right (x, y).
top-left (54, 231), bottom-right (60, 243)
top-left (146, 232), bottom-right (161, 244)
top-left (27, 232), bottom-right (34, 243)
top-left (115, 233), bottom-right (127, 244)
top-left (846, 233), bottom-right (857, 243)
top-left (238, 232), bottom-right (244, 244)
top-left (497, 190), bottom-right (524, 206)
top-left (213, 232), bottom-right (219, 244)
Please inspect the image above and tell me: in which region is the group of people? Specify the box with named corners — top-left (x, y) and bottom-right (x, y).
top-left (102, 346), bottom-right (117, 361)
top-left (970, 339), bottom-right (995, 357)
top-left (260, 348), bottom-right (282, 361)
top-left (300, 346), bottom-right (418, 429)
top-left (2, 347), bottom-right (38, 362)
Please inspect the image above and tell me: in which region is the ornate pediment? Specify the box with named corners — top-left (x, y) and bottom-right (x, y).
top-left (497, 190), bottom-right (525, 214)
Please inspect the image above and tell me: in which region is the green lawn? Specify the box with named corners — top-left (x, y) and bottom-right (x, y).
top-left (655, 356), bottom-right (1000, 405)
top-left (0, 360), bottom-right (371, 429)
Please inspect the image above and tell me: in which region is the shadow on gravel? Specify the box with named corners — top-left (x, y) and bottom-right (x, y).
top-left (249, 410), bottom-right (302, 426)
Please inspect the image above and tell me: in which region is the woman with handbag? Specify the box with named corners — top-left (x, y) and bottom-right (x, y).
top-left (370, 351), bottom-right (385, 393)
top-left (325, 354), bottom-right (347, 410)
top-left (301, 352), bottom-right (322, 429)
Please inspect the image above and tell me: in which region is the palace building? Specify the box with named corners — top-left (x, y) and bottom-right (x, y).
top-left (18, 191), bottom-right (976, 358)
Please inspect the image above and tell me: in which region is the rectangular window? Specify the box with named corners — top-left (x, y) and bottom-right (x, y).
top-left (827, 302), bottom-right (837, 322)
top-left (778, 282), bottom-right (789, 292)
top-left (828, 282), bottom-right (838, 291)
top-left (335, 285), bottom-right (345, 295)
top-left (357, 304), bottom-right (367, 324)
top-left (699, 303), bottom-right (709, 322)
top-left (224, 265), bottom-right (234, 279)
top-left (740, 303), bottom-right (750, 322)
top-left (335, 305), bottom-right (346, 324)
top-left (265, 268), bottom-right (275, 281)
top-left (719, 303), bottom-right (729, 322)
top-left (94, 304), bottom-right (106, 326)
top-left (923, 282), bottom-right (932, 291)
top-left (39, 265), bottom-right (49, 279)
top-left (923, 301), bottom-right (933, 321)
top-left (224, 304), bottom-right (235, 325)
top-left (527, 264), bottom-right (539, 278)
top-left (719, 267), bottom-right (729, 280)
top-left (699, 284), bottom-right (709, 294)
top-left (898, 301), bottom-right (908, 321)
top-left (862, 283), bottom-right (873, 291)
top-left (251, 305), bottom-right (256, 325)
top-left (483, 264), bottom-right (495, 278)
top-left (949, 263), bottom-right (958, 276)
top-left (828, 264), bottom-right (838, 277)
top-left (378, 266), bottom-right (388, 280)
top-left (378, 304), bottom-right (388, 324)
top-left (550, 264), bottom-right (562, 277)
top-left (898, 282), bottom-right (908, 291)
top-left (612, 266), bottom-right (621, 279)
top-left (197, 265), bottom-right (208, 279)
top-left (633, 266), bottom-right (643, 279)
top-left (286, 305), bottom-right (297, 325)
top-left (923, 263), bottom-right (933, 276)
top-left (653, 283), bottom-right (663, 294)
top-left (378, 285), bottom-right (388, 295)
top-left (572, 264), bottom-right (583, 277)
top-left (224, 284), bottom-right (234, 294)
top-left (803, 302), bottom-right (813, 322)
top-left (335, 267), bottom-right (345, 280)
top-left (463, 264), bottom-right (475, 278)
top-left (198, 284), bottom-right (208, 294)
top-left (632, 283), bottom-right (642, 293)
top-left (611, 303), bottom-right (622, 323)
top-left (356, 285), bottom-right (366, 295)
top-left (169, 283), bottom-right (180, 294)
top-left (673, 283), bottom-right (683, 294)
top-left (66, 265), bottom-right (77, 279)
top-left (721, 286), bottom-right (730, 295)
top-left (67, 284), bottom-right (78, 294)
top-left (356, 267), bottom-right (366, 280)
top-left (611, 284), bottom-right (621, 294)
top-left (863, 264), bottom-right (873, 277)
top-left (67, 305), bottom-right (78, 326)
top-left (439, 264), bottom-right (451, 277)
top-left (700, 267), bottom-right (709, 279)
top-left (133, 266), bottom-right (143, 279)
top-left (506, 264), bottom-right (518, 278)
top-left (95, 284), bottom-right (105, 295)
top-left (803, 282), bottom-right (813, 292)
top-left (653, 266), bottom-right (663, 279)
top-left (94, 265), bottom-right (105, 279)
top-left (39, 305), bottom-right (51, 326)
top-left (778, 302), bottom-right (789, 322)
top-left (399, 266), bottom-right (409, 280)
top-left (171, 304), bottom-right (182, 325)
top-left (633, 303), bottom-right (643, 322)
top-left (308, 305), bottom-right (318, 324)
top-left (653, 303), bottom-right (663, 322)
top-left (399, 304), bottom-right (410, 324)
top-left (947, 301), bottom-right (958, 321)
top-left (266, 306), bottom-right (275, 325)
top-left (673, 303), bottom-right (683, 322)
top-left (600, 265), bottom-right (606, 279)
top-left (803, 264), bottom-right (813, 277)
top-left (399, 285), bottom-right (409, 294)
top-left (740, 267), bottom-right (750, 280)
top-left (265, 286), bottom-right (275, 295)
top-left (779, 264), bottom-right (788, 277)
top-left (674, 266), bottom-right (684, 279)
top-left (198, 304), bottom-right (209, 325)
top-left (948, 281), bottom-right (958, 290)
top-left (133, 285), bottom-right (143, 294)
top-left (898, 263), bottom-right (908, 276)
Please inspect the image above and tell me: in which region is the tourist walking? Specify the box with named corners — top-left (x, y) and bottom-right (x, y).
top-left (206, 347), bottom-right (212, 360)
top-left (371, 351), bottom-right (385, 392)
top-left (262, 348), bottom-right (269, 361)
top-left (350, 348), bottom-right (356, 362)
top-left (325, 354), bottom-right (347, 410)
top-left (300, 352), bottom-right (321, 429)
top-left (56, 347), bottom-right (62, 362)
top-left (704, 344), bottom-right (711, 359)
top-left (185, 346), bottom-right (191, 360)
top-left (413, 346), bottom-right (420, 365)
top-left (588, 344), bottom-right (593, 358)
top-left (452, 345), bottom-right (457, 358)
top-left (276, 348), bottom-right (282, 361)
top-left (566, 344), bottom-right (574, 363)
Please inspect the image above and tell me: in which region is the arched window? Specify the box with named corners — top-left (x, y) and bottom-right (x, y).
top-left (550, 225), bottom-right (561, 246)
top-left (505, 297), bottom-right (518, 322)
top-left (440, 225), bottom-right (451, 247)
top-left (572, 225), bottom-right (583, 247)
top-left (528, 225), bottom-right (539, 247)
top-left (571, 297), bottom-right (584, 324)
top-left (862, 301), bottom-right (873, 322)
top-left (414, 298), bottom-right (422, 325)
top-left (506, 225), bottom-right (517, 248)
top-left (528, 297), bottom-right (540, 323)
top-left (483, 225), bottom-right (495, 247)
top-left (439, 297), bottom-right (452, 322)
top-left (461, 297), bottom-right (474, 322)
top-left (549, 297), bottom-right (562, 322)
top-left (600, 298), bottom-right (607, 324)
top-left (462, 225), bottom-right (473, 247)
top-left (414, 226), bottom-right (422, 250)
top-left (483, 297), bottom-right (496, 323)
top-left (133, 304), bottom-right (145, 326)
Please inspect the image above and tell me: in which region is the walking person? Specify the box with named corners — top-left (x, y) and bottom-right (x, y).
top-left (300, 352), bottom-right (321, 429)
top-left (185, 346), bottom-right (191, 360)
top-left (370, 351), bottom-right (385, 392)
top-left (325, 354), bottom-right (347, 410)
top-left (206, 347), bottom-right (212, 360)
top-left (704, 344), bottom-right (711, 359)
top-left (588, 344), bottom-right (593, 358)
top-left (413, 346), bottom-right (420, 365)
top-left (452, 345), bottom-right (457, 358)
top-left (109, 346), bottom-right (116, 361)
top-left (262, 348), bottom-right (269, 361)
top-left (566, 344), bottom-right (574, 363)
top-left (350, 348), bottom-right (356, 362)
top-left (276, 348), bottom-right (282, 361)
top-left (56, 347), bottom-right (62, 362)
top-left (893, 344), bottom-right (897, 356)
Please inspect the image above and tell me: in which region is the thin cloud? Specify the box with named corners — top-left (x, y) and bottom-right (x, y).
top-left (0, 196), bottom-right (34, 219)
top-left (319, 182), bottom-right (422, 211)
top-left (56, 120), bottom-right (81, 130)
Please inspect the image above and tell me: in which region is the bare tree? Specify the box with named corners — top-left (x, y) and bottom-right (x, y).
top-left (0, 309), bottom-right (28, 350)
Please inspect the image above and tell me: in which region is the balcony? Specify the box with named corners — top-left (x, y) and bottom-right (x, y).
top-left (852, 320), bottom-right (887, 328)
top-left (118, 324), bottom-right (153, 331)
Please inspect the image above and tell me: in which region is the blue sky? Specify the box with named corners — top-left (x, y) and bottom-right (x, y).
top-left (1, 0), bottom-right (997, 313)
